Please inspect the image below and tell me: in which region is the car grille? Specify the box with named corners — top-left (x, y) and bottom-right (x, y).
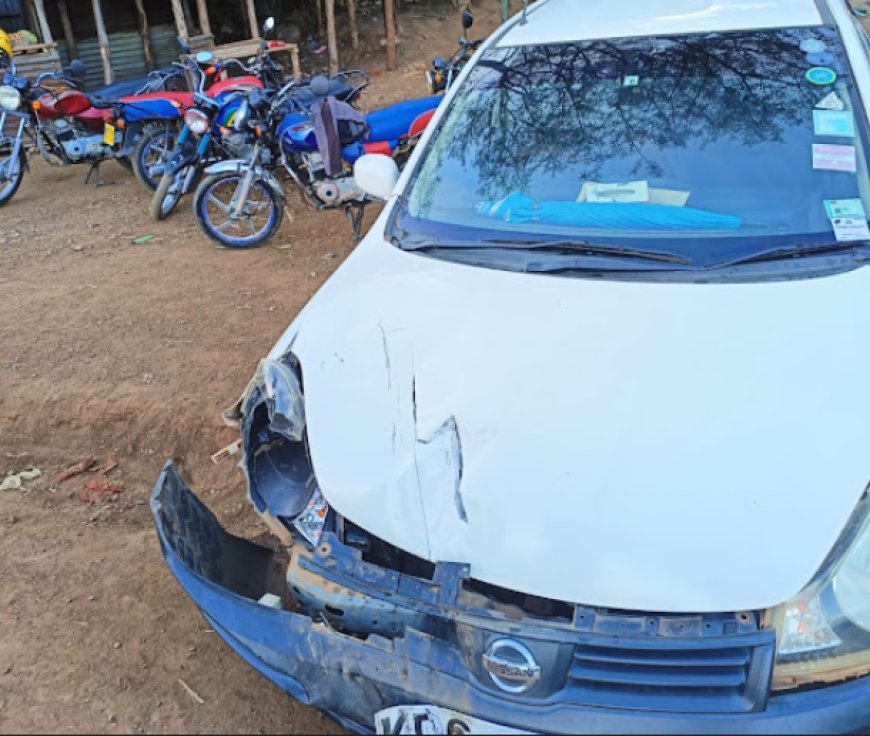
top-left (565, 636), bottom-right (775, 713)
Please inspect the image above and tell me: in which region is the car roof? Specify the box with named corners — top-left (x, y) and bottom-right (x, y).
top-left (498, 0), bottom-right (826, 47)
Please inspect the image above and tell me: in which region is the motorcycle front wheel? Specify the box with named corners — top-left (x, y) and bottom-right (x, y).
top-left (193, 173), bottom-right (284, 249)
top-left (0, 146), bottom-right (25, 207)
top-left (132, 124), bottom-right (177, 191)
top-left (151, 165), bottom-right (198, 221)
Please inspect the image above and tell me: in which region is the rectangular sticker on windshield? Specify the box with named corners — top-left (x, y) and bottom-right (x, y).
top-left (831, 216), bottom-right (870, 242)
top-left (813, 110), bottom-right (855, 138)
top-left (825, 199), bottom-right (866, 219)
top-left (813, 144), bottom-right (857, 173)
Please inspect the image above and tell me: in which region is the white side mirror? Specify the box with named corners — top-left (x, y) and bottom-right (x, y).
top-left (354, 154), bottom-right (400, 200)
top-left (195, 50), bottom-right (214, 64)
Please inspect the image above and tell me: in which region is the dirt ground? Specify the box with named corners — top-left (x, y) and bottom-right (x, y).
top-left (0, 2), bottom-right (506, 733)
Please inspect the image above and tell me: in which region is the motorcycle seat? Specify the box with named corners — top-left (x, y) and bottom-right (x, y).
top-left (363, 96), bottom-right (440, 143)
top-left (87, 96), bottom-right (115, 109)
top-left (291, 78), bottom-right (353, 109)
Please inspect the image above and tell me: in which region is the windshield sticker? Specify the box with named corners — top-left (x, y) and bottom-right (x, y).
top-left (825, 199), bottom-right (866, 218)
top-left (812, 144), bottom-right (857, 173)
top-left (813, 110), bottom-right (855, 138)
top-left (622, 75), bottom-right (640, 87)
top-left (805, 67), bottom-right (837, 86)
top-left (800, 38), bottom-right (827, 54)
top-left (815, 91), bottom-right (846, 111)
top-left (582, 180), bottom-right (649, 203)
top-left (831, 216), bottom-right (870, 242)
top-left (805, 51), bottom-right (836, 67)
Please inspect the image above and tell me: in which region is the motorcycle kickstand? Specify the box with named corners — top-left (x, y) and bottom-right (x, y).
top-left (84, 161), bottom-right (115, 188)
top-left (344, 203), bottom-right (366, 243)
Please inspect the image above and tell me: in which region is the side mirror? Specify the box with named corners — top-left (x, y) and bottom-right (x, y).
top-left (195, 50), bottom-right (214, 64)
top-left (354, 154), bottom-right (400, 200)
top-left (68, 59), bottom-right (87, 78)
top-left (461, 9), bottom-right (474, 29)
top-left (263, 16), bottom-right (276, 35)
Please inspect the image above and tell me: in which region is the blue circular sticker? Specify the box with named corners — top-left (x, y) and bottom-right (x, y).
top-left (805, 51), bottom-right (835, 67)
top-left (800, 38), bottom-right (827, 54)
top-left (806, 67), bottom-right (837, 85)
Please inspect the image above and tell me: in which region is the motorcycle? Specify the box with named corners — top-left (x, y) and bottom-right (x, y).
top-left (149, 31), bottom-right (370, 221)
top-left (130, 51), bottom-right (267, 191)
top-left (189, 76), bottom-right (441, 248)
top-left (134, 16), bottom-right (291, 193)
top-left (425, 9), bottom-right (481, 94)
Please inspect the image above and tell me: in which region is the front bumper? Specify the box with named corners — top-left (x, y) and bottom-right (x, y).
top-left (152, 462), bottom-right (870, 734)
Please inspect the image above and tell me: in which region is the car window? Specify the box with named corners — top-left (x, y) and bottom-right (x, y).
top-left (397, 27), bottom-right (870, 269)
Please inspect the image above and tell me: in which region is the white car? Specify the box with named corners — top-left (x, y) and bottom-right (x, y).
top-left (153, 0), bottom-right (870, 732)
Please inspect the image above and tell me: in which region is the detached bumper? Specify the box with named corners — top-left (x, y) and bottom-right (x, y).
top-left (152, 462), bottom-right (870, 734)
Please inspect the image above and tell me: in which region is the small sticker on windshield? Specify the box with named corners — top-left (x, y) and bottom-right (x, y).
top-left (813, 110), bottom-right (855, 138)
top-left (825, 199), bottom-right (866, 218)
top-left (813, 144), bottom-right (856, 172)
top-left (831, 216), bottom-right (870, 242)
top-left (800, 38), bottom-right (827, 54)
top-left (806, 67), bottom-right (837, 85)
top-left (815, 91), bottom-right (846, 111)
top-left (623, 75), bottom-right (640, 87)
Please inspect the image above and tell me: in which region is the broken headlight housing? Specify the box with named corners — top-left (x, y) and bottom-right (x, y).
top-left (770, 489), bottom-right (869, 689)
top-left (240, 355), bottom-right (330, 546)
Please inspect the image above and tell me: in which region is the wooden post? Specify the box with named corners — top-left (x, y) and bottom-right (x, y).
top-left (91, 0), bottom-right (113, 84)
top-left (346, 0), bottom-right (358, 50)
top-left (245, 0), bottom-right (258, 39)
top-left (57, 0), bottom-right (77, 60)
top-left (171, 0), bottom-right (189, 41)
top-left (315, 0), bottom-right (323, 39)
top-left (290, 44), bottom-right (301, 80)
top-left (195, 0), bottom-right (211, 37)
top-left (383, 0), bottom-right (397, 70)
top-left (324, 0), bottom-right (337, 75)
top-left (133, 0), bottom-right (155, 70)
top-left (31, 0), bottom-right (53, 44)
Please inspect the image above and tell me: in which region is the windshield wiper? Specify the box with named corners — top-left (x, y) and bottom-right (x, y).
top-left (481, 238), bottom-right (692, 264)
top-left (401, 236), bottom-right (691, 265)
top-left (707, 241), bottom-right (870, 269)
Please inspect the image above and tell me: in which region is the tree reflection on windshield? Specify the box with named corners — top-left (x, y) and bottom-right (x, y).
top-left (409, 27), bottom-right (853, 225)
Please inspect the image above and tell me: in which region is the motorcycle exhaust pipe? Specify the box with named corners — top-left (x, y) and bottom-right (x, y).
top-left (150, 163), bottom-right (166, 178)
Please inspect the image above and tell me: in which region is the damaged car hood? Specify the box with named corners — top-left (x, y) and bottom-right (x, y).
top-left (277, 238), bottom-right (870, 613)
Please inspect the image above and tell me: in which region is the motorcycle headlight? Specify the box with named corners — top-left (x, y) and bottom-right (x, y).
top-left (0, 85), bottom-right (21, 110)
top-left (183, 108), bottom-right (209, 135)
top-left (240, 355), bottom-right (329, 547)
top-left (771, 489), bottom-right (870, 689)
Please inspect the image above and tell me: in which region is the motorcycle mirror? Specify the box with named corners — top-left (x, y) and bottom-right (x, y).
top-left (461, 9), bottom-right (474, 29)
top-left (263, 16), bottom-right (276, 35)
top-left (68, 59), bottom-right (87, 79)
top-left (309, 75), bottom-right (330, 97)
top-left (354, 154), bottom-right (400, 201)
top-left (195, 50), bottom-right (214, 64)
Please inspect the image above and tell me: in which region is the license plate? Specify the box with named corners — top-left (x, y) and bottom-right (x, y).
top-left (375, 705), bottom-right (530, 735)
top-left (103, 123), bottom-right (115, 146)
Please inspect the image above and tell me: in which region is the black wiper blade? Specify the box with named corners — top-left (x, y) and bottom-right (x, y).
top-left (480, 238), bottom-right (692, 265)
top-left (708, 241), bottom-right (870, 269)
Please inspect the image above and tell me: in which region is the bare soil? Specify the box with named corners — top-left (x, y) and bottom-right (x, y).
top-left (0, 2), bottom-right (506, 733)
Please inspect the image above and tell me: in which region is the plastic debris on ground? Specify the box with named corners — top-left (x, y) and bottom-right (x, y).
top-left (78, 476), bottom-right (125, 504)
top-left (55, 458), bottom-right (96, 483)
top-left (0, 468), bottom-right (42, 492)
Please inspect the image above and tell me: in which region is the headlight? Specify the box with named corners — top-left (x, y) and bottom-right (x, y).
top-left (771, 489), bottom-right (870, 689)
top-left (0, 85), bottom-right (21, 110)
top-left (240, 355), bottom-right (329, 546)
top-left (183, 108), bottom-right (209, 135)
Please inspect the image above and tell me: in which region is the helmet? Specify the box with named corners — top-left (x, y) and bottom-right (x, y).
top-left (0, 28), bottom-right (12, 66)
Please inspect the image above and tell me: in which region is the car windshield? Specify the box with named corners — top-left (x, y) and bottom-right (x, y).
top-left (395, 27), bottom-right (870, 270)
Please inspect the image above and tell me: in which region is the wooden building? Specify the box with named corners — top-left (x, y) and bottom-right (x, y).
top-left (2, 0), bottom-right (301, 89)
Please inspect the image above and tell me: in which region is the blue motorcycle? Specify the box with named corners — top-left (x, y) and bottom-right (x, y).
top-left (191, 76), bottom-right (441, 248)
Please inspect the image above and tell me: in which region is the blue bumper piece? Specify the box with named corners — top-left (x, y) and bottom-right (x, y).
top-left (152, 462), bottom-right (870, 734)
